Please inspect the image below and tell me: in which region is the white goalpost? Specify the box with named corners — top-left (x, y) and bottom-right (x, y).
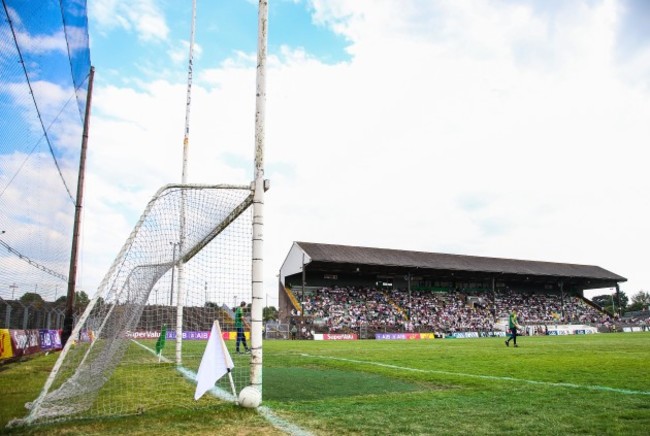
top-left (175, 0), bottom-right (196, 367)
top-left (250, 0), bottom-right (269, 394)
top-left (20, 0), bottom-right (269, 425)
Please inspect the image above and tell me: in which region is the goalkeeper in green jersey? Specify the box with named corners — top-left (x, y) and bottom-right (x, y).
top-left (505, 308), bottom-right (522, 348)
top-left (235, 301), bottom-right (250, 354)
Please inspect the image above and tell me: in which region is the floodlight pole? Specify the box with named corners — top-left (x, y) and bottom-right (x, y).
top-left (250, 0), bottom-right (269, 395)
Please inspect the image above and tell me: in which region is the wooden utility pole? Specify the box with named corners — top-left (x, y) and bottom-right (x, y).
top-left (62, 66), bottom-right (95, 346)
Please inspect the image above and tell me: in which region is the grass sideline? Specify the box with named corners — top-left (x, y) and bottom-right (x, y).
top-left (1, 333), bottom-right (649, 435)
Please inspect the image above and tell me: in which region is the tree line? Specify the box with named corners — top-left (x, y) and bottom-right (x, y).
top-left (592, 290), bottom-right (650, 315)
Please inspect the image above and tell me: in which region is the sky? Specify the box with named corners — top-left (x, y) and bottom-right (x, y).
top-left (73, 0), bottom-right (650, 306)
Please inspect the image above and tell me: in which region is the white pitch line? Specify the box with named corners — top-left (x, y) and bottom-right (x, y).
top-left (300, 353), bottom-right (650, 396)
top-left (131, 339), bottom-right (172, 363)
top-left (257, 406), bottom-right (314, 436)
top-left (131, 340), bottom-right (313, 436)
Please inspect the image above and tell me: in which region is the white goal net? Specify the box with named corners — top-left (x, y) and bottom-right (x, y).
top-left (25, 183), bottom-right (255, 422)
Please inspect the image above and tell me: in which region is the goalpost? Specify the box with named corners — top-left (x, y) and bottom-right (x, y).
top-left (23, 184), bottom-right (255, 422)
top-left (21, 0), bottom-right (269, 425)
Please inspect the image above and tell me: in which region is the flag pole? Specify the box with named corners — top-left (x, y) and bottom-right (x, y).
top-left (228, 370), bottom-right (237, 401)
top-left (216, 320), bottom-right (238, 399)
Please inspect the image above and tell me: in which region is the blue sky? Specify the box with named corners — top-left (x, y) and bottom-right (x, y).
top-left (0, 0), bottom-right (89, 292)
top-left (90, 0), bottom-right (349, 87)
top-left (59, 0), bottom-right (650, 305)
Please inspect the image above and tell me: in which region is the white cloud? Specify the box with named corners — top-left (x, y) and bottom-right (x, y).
top-left (168, 40), bottom-right (203, 65)
top-left (79, 0), bottom-right (650, 303)
top-left (90, 0), bottom-right (168, 42)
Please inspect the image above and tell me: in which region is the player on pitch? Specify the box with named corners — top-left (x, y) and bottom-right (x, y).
top-left (505, 308), bottom-right (522, 348)
top-left (235, 301), bottom-right (250, 354)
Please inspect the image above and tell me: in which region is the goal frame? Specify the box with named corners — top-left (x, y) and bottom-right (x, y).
top-left (26, 183), bottom-right (255, 423)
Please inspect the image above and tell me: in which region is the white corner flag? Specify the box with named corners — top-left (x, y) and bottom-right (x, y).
top-left (194, 320), bottom-right (235, 400)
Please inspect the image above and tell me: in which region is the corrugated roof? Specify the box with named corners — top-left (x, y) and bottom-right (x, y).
top-left (295, 241), bottom-right (626, 282)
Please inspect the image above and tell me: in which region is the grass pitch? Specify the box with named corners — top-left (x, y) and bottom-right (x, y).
top-left (1, 333), bottom-right (649, 435)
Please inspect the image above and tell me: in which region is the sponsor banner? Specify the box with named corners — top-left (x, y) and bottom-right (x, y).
top-left (375, 332), bottom-right (514, 340)
top-left (574, 329), bottom-right (595, 335)
top-left (547, 329), bottom-right (570, 335)
top-left (376, 333), bottom-right (407, 340)
top-left (324, 333), bottom-right (357, 340)
top-left (548, 326), bottom-right (597, 335)
top-left (223, 331), bottom-right (249, 341)
top-left (313, 333), bottom-right (358, 340)
top-left (375, 333), bottom-right (434, 340)
top-left (183, 331), bottom-right (210, 340)
top-left (79, 330), bottom-right (95, 343)
top-left (480, 331), bottom-right (507, 338)
top-left (450, 332), bottom-right (480, 339)
top-left (623, 327), bottom-right (643, 333)
top-left (126, 330), bottom-right (249, 341)
top-left (127, 330), bottom-right (168, 340)
top-left (0, 329), bottom-right (14, 360)
top-left (10, 330), bottom-right (41, 357)
top-left (38, 330), bottom-right (62, 351)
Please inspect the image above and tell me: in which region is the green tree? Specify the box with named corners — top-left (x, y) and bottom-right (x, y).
top-left (263, 306), bottom-right (278, 322)
top-left (628, 291), bottom-right (650, 312)
top-left (19, 292), bottom-right (45, 306)
top-left (592, 291), bottom-right (629, 314)
top-left (74, 290), bottom-right (90, 311)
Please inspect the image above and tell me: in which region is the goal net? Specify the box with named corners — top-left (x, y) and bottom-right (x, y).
top-left (25, 183), bottom-right (255, 422)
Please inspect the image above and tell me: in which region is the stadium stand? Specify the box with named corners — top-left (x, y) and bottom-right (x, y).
top-left (280, 242), bottom-right (628, 336)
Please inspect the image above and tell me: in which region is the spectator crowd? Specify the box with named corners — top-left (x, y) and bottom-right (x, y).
top-left (296, 286), bottom-right (612, 336)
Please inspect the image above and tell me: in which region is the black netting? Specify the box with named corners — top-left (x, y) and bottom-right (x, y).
top-left (0, 0), bottom-right (91, 306)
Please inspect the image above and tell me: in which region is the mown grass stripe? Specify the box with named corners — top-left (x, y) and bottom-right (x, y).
top-left (301, 353), bottom-right (650, 396)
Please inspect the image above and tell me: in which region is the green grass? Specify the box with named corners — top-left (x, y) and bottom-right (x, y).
top-left (1, 333), bottom-right (649, 435)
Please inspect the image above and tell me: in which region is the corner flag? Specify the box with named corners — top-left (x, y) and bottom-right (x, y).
top-left (194, 320), bottom-right (235, 400)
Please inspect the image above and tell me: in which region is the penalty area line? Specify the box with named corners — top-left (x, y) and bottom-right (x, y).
top-left (131, 340), bottom-right (313, 436)
top-left (300, 353), bottom-right (650, 397)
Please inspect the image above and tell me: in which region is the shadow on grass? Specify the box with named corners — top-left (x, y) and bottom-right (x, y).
top-left (264, 366), bottom-right (430, 402)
